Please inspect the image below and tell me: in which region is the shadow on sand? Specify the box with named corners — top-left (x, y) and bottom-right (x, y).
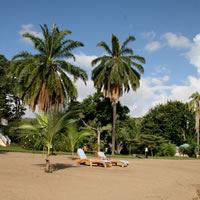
top-left (0, 150), bottom-right (8, 154)
top-left (34, 163), bottom-right (78, 172)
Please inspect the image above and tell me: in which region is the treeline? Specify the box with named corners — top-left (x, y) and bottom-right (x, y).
top-left (4, 91), bottom-right (197, 157)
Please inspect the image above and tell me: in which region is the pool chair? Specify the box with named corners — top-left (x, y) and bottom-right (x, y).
top-left (97, 151), bottom-right (129, 167)
top-left (76, 148), bottom-right (112, 168)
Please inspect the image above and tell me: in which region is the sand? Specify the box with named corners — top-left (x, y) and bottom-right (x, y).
top-left (0, 152), bottom-right (200, 200)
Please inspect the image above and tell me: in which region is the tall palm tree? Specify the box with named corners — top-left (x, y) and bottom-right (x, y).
top-left (189, 92), bottom-right (200, 157)
top-left (91, 34), bottom-right (145, 155)
top-left (10, 24), bottom-right (87, 112)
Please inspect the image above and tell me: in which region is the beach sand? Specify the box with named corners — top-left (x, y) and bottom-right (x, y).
top-left (0, 152), bottom-right (200, 200)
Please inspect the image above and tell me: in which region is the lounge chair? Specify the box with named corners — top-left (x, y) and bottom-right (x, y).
top-left (97, 151), bottom-right (129, 167)
top-left (76, 148), bottom-right (112, 168)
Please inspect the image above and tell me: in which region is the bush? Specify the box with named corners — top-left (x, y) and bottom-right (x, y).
top-left (179, 143), bottom-right (196, 157)
top-left (157, 143), bottom-right (176, 157)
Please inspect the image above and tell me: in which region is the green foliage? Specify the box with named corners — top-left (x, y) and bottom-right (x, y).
top-left (80, 92), bottom-right (129, 125)
top-left (64, 124), bottom-right (93, 155)
top-left (79, 92), bottom-right (130, 152)
top-left (115, 118), bottom-right (141, 154)
top-left (91, 34), bottom-right (145, 101)
top-left (0, 54), bottom-right (25, 126)
top-left (188, 91), bottom-right (200, 156)
top-left (17, 112), bottom-right (74, 156)
top-left (92, 34), bottom-right (145, 155)
top-left (179, 143), bottom-right (196, 157)
top-left (133, 134), bottom-right (166, 155)
top-left (9, 24), bottom-right (87, 112)
top-left (157, 143), bottom-right (176, 157)
top-left (141, 101), bottom-right (195, 145)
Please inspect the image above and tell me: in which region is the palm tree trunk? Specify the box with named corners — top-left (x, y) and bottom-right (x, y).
top-left (196, 113), bottom-right (200, 157)
top-left (112, 101), bottom-right (116, 155)
top-left (45, 147), bottom-right (52, 173)
top-left (97, 130), bottom-right (101, 152)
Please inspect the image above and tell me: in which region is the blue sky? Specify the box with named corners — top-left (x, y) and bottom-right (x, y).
top-left (1, 0), bottom-right (200, 116)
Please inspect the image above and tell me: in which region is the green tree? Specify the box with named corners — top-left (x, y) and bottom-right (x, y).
top-left (10, 24), bottom-right (87, 112)
top-left (134, 134), bottom-right (166, 156)
top-left (188, 92), bottom-right (200, 156)
top-left (115, 117), bottom-right (141, 154)
top-left (141, 101), bottom-right (195, 145)
top-left (18, 112), bottom-right (74, 172)
top-left (0, 55), bottom-right (25, 126)
top-left (80, 92), bottom-right (129, 125)
top-left (80, 92), bottom-right (129, 152)
top-left (64, 124), bottom-right (93, 155)
top-left (82, 119), bottom-right (112, 152)
top-left (92, 35), bottom-right (145, 154)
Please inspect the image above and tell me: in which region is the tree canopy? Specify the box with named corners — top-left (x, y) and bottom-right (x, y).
top-left (141, 101), bottom-right (195, 145)
top-left (10, 24), bottom-right (87, 112)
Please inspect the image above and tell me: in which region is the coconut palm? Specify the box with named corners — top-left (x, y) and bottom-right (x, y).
top-left (81, 119), bottom-right (112, 152)
top-left (189, 92), bottom-right (200, 156)
top-left (91, 34), bottom-right (145, 154)
top-left (10, 24), bottom-right (87, 112)
top-left (18, 112), bottom-right (74, 172)
top-left (64, 124), bottom-right (93, 155)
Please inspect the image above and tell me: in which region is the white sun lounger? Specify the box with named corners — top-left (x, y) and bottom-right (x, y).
top-left (97, 151), bottom-right (129, 167)
top-left (77, 148), bottom-right (112, 168)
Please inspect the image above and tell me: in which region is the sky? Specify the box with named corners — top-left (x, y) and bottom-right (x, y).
top-left (1, 0), bottom-right (200, 117)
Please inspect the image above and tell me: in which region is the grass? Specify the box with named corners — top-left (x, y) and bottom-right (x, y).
top-left (0, 144), bottom-right (198, 160)
top-left (0, 144), bottom-right (41, 154)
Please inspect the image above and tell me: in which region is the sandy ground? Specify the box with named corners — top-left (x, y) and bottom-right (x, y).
top-left (0, 152), bottom-right (200, 200)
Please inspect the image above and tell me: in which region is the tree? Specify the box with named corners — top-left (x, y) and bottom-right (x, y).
top-left (115, 117), bottom-right (141, 154)
top-left (188, 92), bottom-right (200, 156)
top-left (80, 92), bottom-right (129, 152)
top-left (134, 134), bottom-right (166, 156)
top-left (141, 101), bottom-right (195, 145)
top-left (81, 119), bottom-right (112, 152)
top-left (18, 112), bottom-right (74, 172)
top-left (0, 55), bottom-right (25, 125)
top-left (64, 124), bottom-right (93, 155)
top-left (92, 34), bottom-right (145, 154)
top-left (10, 24), bottom-right (87, 112)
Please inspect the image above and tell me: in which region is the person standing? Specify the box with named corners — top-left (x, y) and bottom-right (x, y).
top-left (145, 147), bottom-right (148, 158)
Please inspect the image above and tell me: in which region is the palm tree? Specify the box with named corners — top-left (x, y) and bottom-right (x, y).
top-left (64, 124), bottom-right (93, 155)
top-left (91, 34), bottom-right (145, 155)
top-left (189, 92), bottom-right (200, 157)
top-left (18, 112), bottom-right (74, 172)
top-left (81, 119), bottom-right (112, 152)
top-left (10, 24), bottom-right (87, 112)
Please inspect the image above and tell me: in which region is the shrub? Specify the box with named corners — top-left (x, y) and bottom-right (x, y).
top-left (179, 143), bottom-right (196, 157)
top-left (157, 143), bottom-right (176, 157)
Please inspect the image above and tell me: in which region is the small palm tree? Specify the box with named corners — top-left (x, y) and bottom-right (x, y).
top-left (92, 34), bottom-right (145, 154)
top-left (64, 124), bottom-right (93, 155)
top-left (189, 92), bottom-right (200, 156)
top-left (82, 119), bottom-right (112, 152)
top-left (10, 24), bottom-right (87, 112)
top-left (18, 112), bottom-right (74, 172)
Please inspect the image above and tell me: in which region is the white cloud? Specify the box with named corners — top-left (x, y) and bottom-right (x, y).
top-left (187, 33), bottom-right (200, 73)
top-left (120, 75), bottom-right (200, 117)
top-left (19, 24), bottom-right (42, 44)
top-left (142, 31), bottom-right (156, 40)
top-left (144, 41), bottom-right (161, 52)
top-left (71, 53), bottom-right (97, 72)
top-left (76, 79), bottom-right (95, 101)
top-left (163, 32), bottom-right (191, 49)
